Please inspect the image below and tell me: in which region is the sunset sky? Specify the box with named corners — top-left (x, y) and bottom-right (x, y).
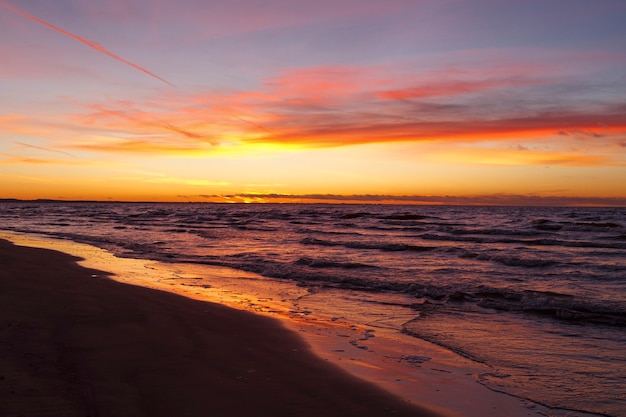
top-left (1, 0), bottom-right (625, 204)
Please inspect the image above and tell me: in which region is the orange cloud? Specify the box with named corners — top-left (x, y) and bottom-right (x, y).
top-left (0, 154), bottom-right (93, 165)
top-left (64, 101), bottom-right (255, 155)
top-left (5, 57), bottom-right (624, 168)
top-left (69, 137), bottom-right (212, 154)
top-left (253, 110), bottom-right (626, 150)
top-left (431, 146), bottom-right (618, 167)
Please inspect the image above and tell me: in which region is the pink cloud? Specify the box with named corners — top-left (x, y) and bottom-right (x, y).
top-left (376, 78), bottom-right (549, 100)
top-left (265, 67), bottom-right (376, 101)
top-left (6, 53), bottom-right (624, 166)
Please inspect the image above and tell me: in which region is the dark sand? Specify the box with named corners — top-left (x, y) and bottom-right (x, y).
top-left (0, 239), bottom-right (442, 417)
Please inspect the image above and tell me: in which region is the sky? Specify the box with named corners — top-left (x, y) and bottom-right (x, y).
top-left (1, 0), bottom-right (625, 204)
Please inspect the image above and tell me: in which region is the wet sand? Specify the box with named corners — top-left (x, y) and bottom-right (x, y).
top-left (0, 238), bottom-right (442, 417)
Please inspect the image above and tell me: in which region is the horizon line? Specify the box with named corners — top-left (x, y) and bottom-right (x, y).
top-left (2, 194), bottom-right (626, 207)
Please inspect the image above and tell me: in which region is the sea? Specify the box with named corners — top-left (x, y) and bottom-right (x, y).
top-left (1, 201), bottom-right (624, 417)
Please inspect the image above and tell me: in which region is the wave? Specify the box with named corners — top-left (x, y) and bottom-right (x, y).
top-left (412, 287), bottom-right (626, 327)
top-left (339, 211), bottom-right (372, 219)
top-left (532, 218), bottom-right (624, 233)
top-left (3, 202), bottom-right (624, 329)
top-left (420, 233), bottom-right (626, 250)
top-left (295, 228), bottom-right (363, 236)
top-left (459, 250), bottom-right (559, 268)
top-left (300, 237), bottom-right (436, 252)
top-left (294, 257), bottom-right (378, 269)
top-left (191, 252), bottom-right (626, 327)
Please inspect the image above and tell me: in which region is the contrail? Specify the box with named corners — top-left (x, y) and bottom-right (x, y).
top-left (163, 124), bottom-right (220, 146)
top-left (234, 116), bottom-right (273, 134)
top-left (14, 141), bottom-right (76, 158)
top-left (0, 1), bottom-right (174, 87)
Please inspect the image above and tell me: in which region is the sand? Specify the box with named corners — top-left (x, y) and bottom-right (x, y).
top-left (0, 238), bottom-right (442, 417)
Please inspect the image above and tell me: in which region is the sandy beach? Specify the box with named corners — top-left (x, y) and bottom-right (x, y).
top-left (0, 238), bottom-right (443, 417)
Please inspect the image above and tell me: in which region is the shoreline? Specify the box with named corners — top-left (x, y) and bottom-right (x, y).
top-left (0, 237), bottom-right (440, 417)
top-left (0, 232), bottom-right (564, 417)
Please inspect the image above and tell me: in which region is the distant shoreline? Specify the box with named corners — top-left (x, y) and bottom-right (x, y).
top-left (2, 196), bottom-right (626, 207)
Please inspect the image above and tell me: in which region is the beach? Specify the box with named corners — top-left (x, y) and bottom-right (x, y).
top-left (0, 238), bottom-right (443, 417)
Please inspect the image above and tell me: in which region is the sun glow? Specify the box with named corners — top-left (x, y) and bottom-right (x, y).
top-left (1, 1), bottom-right (625, 205)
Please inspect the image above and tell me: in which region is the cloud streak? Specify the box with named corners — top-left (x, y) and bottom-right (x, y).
top-left (0, 153), bottom-right (91, 165)
top-left (0, 0), bottom-right (174, 86)
top-left (13, 142), bottom-right (75, 158)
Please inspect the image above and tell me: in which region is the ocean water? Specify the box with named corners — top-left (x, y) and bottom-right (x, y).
top-left (1, 202), bottom-right (625, 416)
